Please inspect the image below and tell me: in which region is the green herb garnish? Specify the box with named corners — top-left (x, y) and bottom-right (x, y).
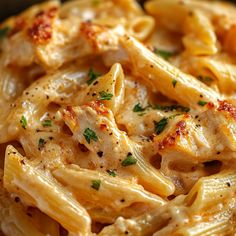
top-left (154, 117), bottom-right (168, 135)
top-left (99, 91), bottom-right (113, 100)
top-left (121, 153), bottom-right (137, 166)
top-left (133, 103), bottom-right (145, 112)
top-left (91, 179), bottom-right (101, 190)
top-left (38, 138), bottom-right (46, 150)
top-left (20, 116), bottom-right (27, 129)
top-left (172, 79), bottom-right (177, 88)
top-left (198, 100), bottom-right (208, 106)
top-left (197, 76), bottom-right (213, 83)
top-left (106, 170), bottom-right (117, 177)
top-left (42, 120), bottom-right (52, 127)
top-left (154, 104), bottom-right (190, 113)
top-left (154, 48), bottom-right (175, 60)
top-left (168, 114), bottom-right (181, 120)
top-left (87, 68), bottom-right (101, 85)
top-left (138, 112), bottom-right (146, 116)
top-left (0, 26), bottom-right (10, 39)
top-left (83, 128), bottom-right (98, 144)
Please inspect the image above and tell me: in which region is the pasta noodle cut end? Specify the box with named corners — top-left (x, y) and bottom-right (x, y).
top-left (3, 145), bottom-right (91, 235)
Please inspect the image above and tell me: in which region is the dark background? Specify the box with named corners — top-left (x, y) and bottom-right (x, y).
top-left (0, 0), bottom-right (236, 22)
top-left (0, 0), bottom-right (65, 22)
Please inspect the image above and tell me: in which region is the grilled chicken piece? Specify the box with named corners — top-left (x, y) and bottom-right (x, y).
top-left (0, 1), bottom-right (120, 70)
top-left (62, 104), bottom-right (175, 196)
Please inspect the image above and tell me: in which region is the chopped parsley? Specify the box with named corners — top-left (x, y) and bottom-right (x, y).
top-left (87, 68), bottom-right (101, 85)
top-left (83, 128), bottom-right (98, 144)
top-left (168, 114), bottom-right (181, 120)
top-left (154, 48), bottom-right (175, 60)
top-left (106, 169), bottom-right (117, 177)
top-left (198, 100), bottom-right (208, 106)
top-left (133, 103), bottom-right (145, 112)
top-left (154, 104), bottom-right (190, 113)
top-left (99, 91), bottom-right (113, 100)
top-left (138, 112), bottom-right (146, 116)
top-left (121, 153), bottom-right (137, 166)
top-left (0, 26), bottom-right (10, 39)
top-left (20, 116), bottom-right (27, 129)
top-left (172, 79), bottom-right (177, 87)
top-left (197, 76), bottom-right (213, 83)
top-left (91, 179), bottom-right (101, 190)
top-left (154, 117), bottom-right (168, 135)
top-left (38, 138), bottom-right (46, 150)
top-left (133, 103), bottom-right (190, 114)
top-left (42, 119), bottom-right (52, 127)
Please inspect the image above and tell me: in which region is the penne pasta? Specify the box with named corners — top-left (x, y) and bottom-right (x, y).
top-left (74, 63), bottom-right (125, 115)
top-left (53, 165), bottom-right (165, 223)
top-left (119, 36), bottom-right (220, 109)
top-left (185, 171), bottom-right (236, 212)
top-left (62, 104), bottom-right (175, 196)
top-left (0, 0), bottom-right (235, 235)
top-left (128, 16), bottom-right (155, 41)
top-left (4, 146), bottom-right (91, 235)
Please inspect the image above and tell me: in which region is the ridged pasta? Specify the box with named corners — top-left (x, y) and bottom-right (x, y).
top-left (0, 0), bottom-right (235, 235)
top-left (4, 146), bottom-right (91, 235)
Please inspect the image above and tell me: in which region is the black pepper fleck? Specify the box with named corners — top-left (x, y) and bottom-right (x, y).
top-left (20, 160), bottom-right (25, 165)
top-left (15, 197), bottom-right (20, 203)
top-left (97, 151), bottom-right (103, 157)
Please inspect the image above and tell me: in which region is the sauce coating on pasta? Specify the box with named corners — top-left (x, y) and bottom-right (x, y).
top-left (0, 0), bottom-right (235, 235)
